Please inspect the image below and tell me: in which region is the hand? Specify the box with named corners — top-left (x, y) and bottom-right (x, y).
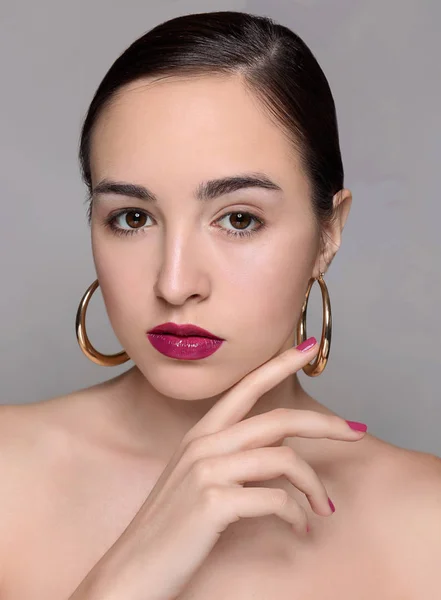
top-left (70, 339), bottom-right (367, 600)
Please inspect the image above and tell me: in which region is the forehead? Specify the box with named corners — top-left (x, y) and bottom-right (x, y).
top-left (90, 75), bottom-right (306, 192)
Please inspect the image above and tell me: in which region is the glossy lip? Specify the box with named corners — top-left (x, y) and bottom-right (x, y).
top-left (147, 322), bottom-right (223, 340)
top-left (146, 333), bottom-right (223, 360)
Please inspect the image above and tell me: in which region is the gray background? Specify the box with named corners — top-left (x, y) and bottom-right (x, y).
top-left (1, 0), bottom-right (440, 457)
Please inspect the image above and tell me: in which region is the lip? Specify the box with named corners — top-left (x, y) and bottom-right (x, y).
top-left (146, 322), bottom-right (224, 360)
top-left (147, 322), bottom-right (222, 340)
top-left (147, 333), bottom-right (223, 360)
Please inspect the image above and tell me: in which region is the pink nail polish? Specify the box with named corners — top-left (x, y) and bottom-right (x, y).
top-left (296, 337), bottom-right (317, 352)
top-left (345, 420), bottom-right (368, 432)
top-left (328, 497), bottom-right (335, 513)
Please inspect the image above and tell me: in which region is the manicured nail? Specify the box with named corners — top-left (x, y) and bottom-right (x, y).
top-left (296, 337), bottom-right (317, 352)
top-left (328, 497), bottom-right (335, 513)
top-left (345, 420), bottom-right (368, 432)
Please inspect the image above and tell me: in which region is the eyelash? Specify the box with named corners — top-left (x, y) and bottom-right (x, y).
top-left (103, 209), bottom-right (267, 239)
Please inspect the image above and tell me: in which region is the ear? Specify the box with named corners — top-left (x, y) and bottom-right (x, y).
top-left (312, 188), bottom-right (352, 277)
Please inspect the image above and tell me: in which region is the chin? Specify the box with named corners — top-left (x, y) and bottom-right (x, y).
top-left (133, 358), bottom-right (249, 401)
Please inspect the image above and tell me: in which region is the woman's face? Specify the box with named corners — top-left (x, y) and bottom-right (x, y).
top-left (89, 75), bottom-right (323, 400)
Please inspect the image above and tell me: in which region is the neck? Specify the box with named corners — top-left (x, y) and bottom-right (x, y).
top-left (100, 363), bottom-right (332, 463)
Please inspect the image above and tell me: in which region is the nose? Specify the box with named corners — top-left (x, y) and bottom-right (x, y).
top-left (153, 229), bottom-right (210, 306)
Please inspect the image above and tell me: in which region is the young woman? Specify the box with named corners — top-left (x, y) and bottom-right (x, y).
top-left (1, 11), bottom-right (440, 600)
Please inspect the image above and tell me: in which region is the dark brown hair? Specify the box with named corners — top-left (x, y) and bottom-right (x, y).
top-left (78, 11), bottom-right (344, 250)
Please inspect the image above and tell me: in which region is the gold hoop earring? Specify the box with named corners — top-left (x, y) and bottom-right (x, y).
top-left (75, 279), bottom-right (130, 366)
top-left (296, 272), bottom-right (332, 377)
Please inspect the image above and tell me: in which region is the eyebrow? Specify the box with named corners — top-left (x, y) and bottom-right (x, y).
top-left (91, 172), bottom-right (283, 204)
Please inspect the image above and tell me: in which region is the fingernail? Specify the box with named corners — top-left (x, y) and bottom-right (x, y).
top-left (345, 420), bottom-right (368, 432)
top-left (306, 523), bottom-right (311, 533)
top-left (296, 337), bottom-right (317, 352)
top-left (328, 497), bottom-right (335, 513)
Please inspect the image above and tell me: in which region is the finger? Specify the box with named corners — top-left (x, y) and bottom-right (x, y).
top-left (187, 341), bottom-right (320, 439)
top-left (182, 410), bottom-right (366, 480)
top-left (193, 446), bottom-right (333, 517)
top-left (210, 486), bottom-right (309, 536)
top-left (200, 409), bottom-right (366, 457)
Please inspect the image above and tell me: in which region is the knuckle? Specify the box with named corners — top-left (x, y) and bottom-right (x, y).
top-left (190, 458), bottom-right (214, 486)
top-left (282, 446), bottom-right (302, 472)
top-left (179, 436), bottom-right (192, 453)
top-left (277, 350), bottom-right (292, 364)
top-left (271, 407), bottom-right (290, 419)
top-left (280, 350), bottom-right (300, 367)
top-left (199, 485), bottom-right (223, 511)
top-left (278, 445), bottom-right (298, 462)
top-left (182, 435), bottom-right (200, 454)
top-left (332, 414), bottom-right (346, 428)
top-left (271, 488), bottom-right (289, 509)
top-left (305, 478), bottom-right (328, 508)
top-left (181, 436), bottom-right (206, 463)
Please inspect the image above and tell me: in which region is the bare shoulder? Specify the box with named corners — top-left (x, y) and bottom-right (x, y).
top-left (363, 434), bottom-right (441, 486)
top-left (0, 387), bottom-right (100, 453)
top-left (0, 396), bottom-right (85, 486)
top-left (0, 383), bottom-right (161, 599)
top-left (0, 401), bottom-right (64, 588)
top-left (0, 373), bottom-right (127, 456)
top-left (0, 378), bottom-right (122, 490)
top-left (366, 439), bottom-right (441, 510)
top-left (0, 385), bottom-right (128, 573)
top-left (361, 439), bottom-right (441, 595)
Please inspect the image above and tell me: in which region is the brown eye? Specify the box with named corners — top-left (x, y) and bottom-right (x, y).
top-left (105, 209), bottom-right (153, 237)
top-left (228, 212), bottom-right (252, 229)
top-left (216, 211), bottom-right (263, 238)
top-left (124, 210), bottom-right (148, 228)
top-left (108, 209), bottom-right (153, 233)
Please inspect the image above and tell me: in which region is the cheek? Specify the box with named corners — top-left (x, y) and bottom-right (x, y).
top-left (228, 239), bottom-right (315, 342)
top-left (92, 235), bottom-right (151, 324)
top-left (237, 263), bottom-right (308, 336)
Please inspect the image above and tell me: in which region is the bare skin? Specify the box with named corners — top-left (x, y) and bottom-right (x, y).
top-left (1, 74), bottom-right (439, 598)
top-left (0, 368), bottom-right (433, 600)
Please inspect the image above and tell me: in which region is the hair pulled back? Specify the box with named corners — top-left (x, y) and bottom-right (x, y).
top-left (78, 11), bottom-right (344, 250)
